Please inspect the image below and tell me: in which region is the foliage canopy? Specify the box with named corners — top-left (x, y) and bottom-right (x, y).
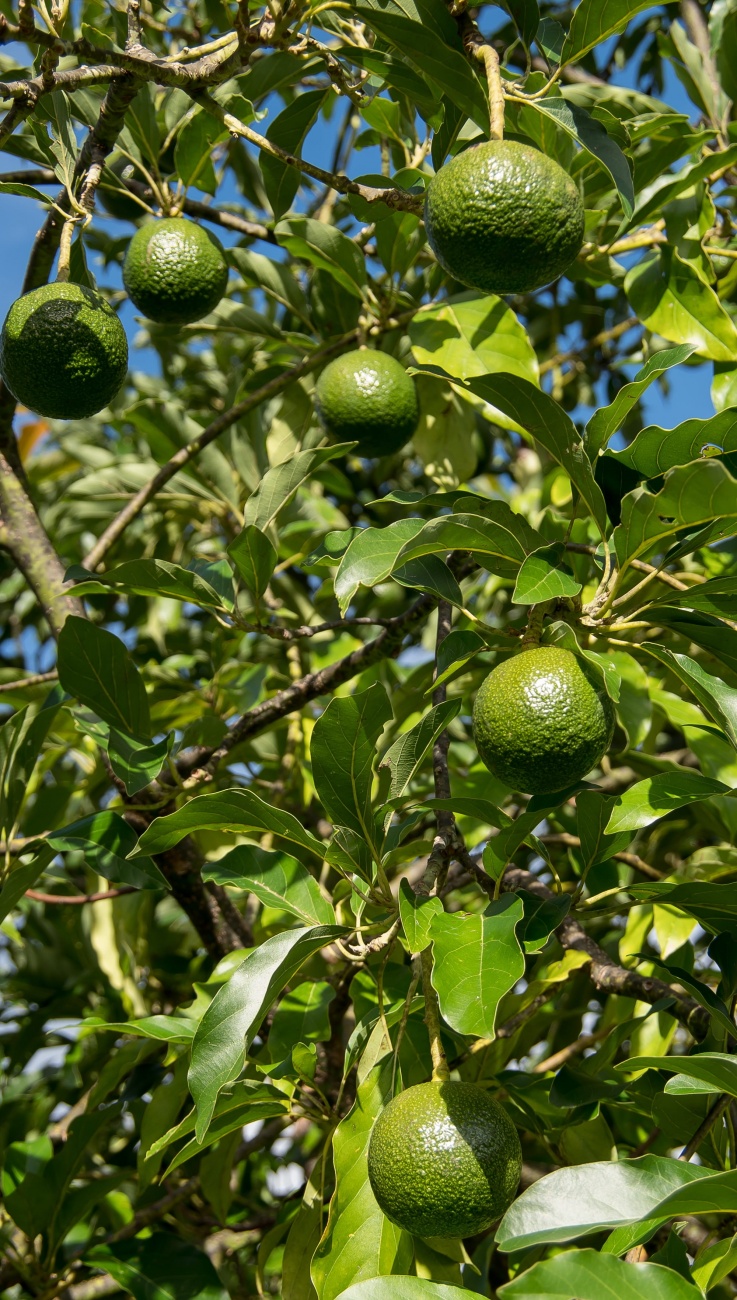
top-left (2, 1), bottom-right (737, 1299)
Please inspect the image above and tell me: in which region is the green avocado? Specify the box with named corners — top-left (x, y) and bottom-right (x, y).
top-left (0, 282), bottom-right (128, 420)
top-left (122, 217), bottom-right (229, 325)
top-left (367, 1080), bottom-right (521, 1239)
top-left (472, 646), bottom-right (615, 795)
top-left (424, 139), bottom-right (585, 295)
top-left (315, 349), bottom-right (419, 457)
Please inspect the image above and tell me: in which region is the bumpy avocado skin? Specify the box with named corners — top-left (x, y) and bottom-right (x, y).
top-left (424, 140), bottom-right (585, 295)
top-left (472, 646), bottom-right (615, 795)
top-left (367, 1080), bottom-right (522, 1239)
top-left (123, 217), bottom-right (229, 324)
top-left (0, 282), bottom-right (128, 420)
top-left (315, 349), bottom-right (419, 457)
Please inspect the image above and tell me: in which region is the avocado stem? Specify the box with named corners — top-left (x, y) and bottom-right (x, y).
top-left (474, 44), bottom-right (505, 141)
top-left (420, 946), bottom-right (451, 1082)
top-left (55, 217), bottom-right (75, 284)
top-left (520, 601), bottom-right (548, 650)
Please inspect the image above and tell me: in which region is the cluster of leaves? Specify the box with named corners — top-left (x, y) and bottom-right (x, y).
top-left (2, 0), bottom-right (737, 1299)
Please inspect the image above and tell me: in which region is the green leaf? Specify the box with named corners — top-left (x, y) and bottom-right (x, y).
top-left (614, 459), bottom-right (737, 573)
top-left (106, 729), bottom-right (172, 797)
top-left (394, 555), bottom-right (463, 607)
top-left (496, 1153), bottom-right (713, 1251)
top-left (619, 1053), bottom-right (737, 1098)
top-left (408, 294), bottom-right (539, 414)
top-left (512, 543), bottom-right (582, 604)
top-left (379, 700), bottom-right (461, 800)
top-left (398, 880), bottom-right (444, 952)
top-left (133, 789), bottom-right (325, 861)
top-left (276, 217), bottom-right (367, 298)
top-left (88, 1015), bottom-right (196, 1043)
top-left (0, 181), bottom-right (54, 203)
top-left (244, 444), bottom-right (352, 533)
top-left (48, 812), bottom-right (167, 890)
top-left (606, 409), bottom-right (737, 479)
top-left (227, 524), bottom-right (278, 599)
top-left (88, 1236), bottom-right (227, 1300)
top-left (6, 1108), bottom-right (118, 1250)
top-left (623, 143), bottom-right (737, 235)
top-left (498, 1249), bottom-right (699, 1300)
top-left (57, 616), bottom-right (150, 739)
top-left (463, 374), bottom-right (608, 534)
top-left (643, 645), bottom-right (737, 747)
top-left (335, 1283), bottom-right (470, 1300)
top-left (391, 513), bottom-right (529, 579)
top-left (0, 690), bottom-right (62, 835)
top-left (311, 684), bottom-right (393, 853)
top-left (560, 1), bottom-right (663, 65)
top-left (0, 849), bottom-right (54, 922)
top-left (268, 981), bottom-right (336, 1061)
top-left (652, 575), bottom-right (737, 619)
top-left (529, 93), bottom-right (634, 217)
top-left (647, 608), bottom-right (737, 676)
top-left (576, 790), bottom-right (634, 868)
top-left (501, 0), bottom-right (539, 48)
top-left (189, 925), bottom-right (345, 1138)
top-left (604, 771), bottom-right (731, 834)
top-left (311, 1048), bottom-right (414, 1300)
top-left (431, 629), bottom-right (485, 691)
top-left (691, 1233), bottom-right (737, 1293)
top-left (263, 89), bottom-right (328, 220)
top-left (625, 248), bottom-right (737, 361)
top-left (585, 345), bottom-right (696, 457)
top-left (627, 881), bottom-right (737, 938)
top-left (335, 520), bottom-right (425, 615)
top-left (66, 559), bottom-right (231, 612)
top-left (430, 896), bottom-right (525, 1037)
top-left (202, 846), bottom-right (335, 925)
top-left (148, 1079), bottom-right (288, 1167)
top-left (355, 6), bottom-right (489, 135)
top-left (174, 108), bottom-right (227, 195)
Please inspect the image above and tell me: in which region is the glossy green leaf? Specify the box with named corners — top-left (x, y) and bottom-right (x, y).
top-left (335, 520), bottom-right (425, 615)
top-left (88, 1235), bottom-right (227, 1300)
top-left (619, 1053), bottom-right (737, 1097)
top-left (133, 789), bottom-right (325, 860)
top-left (57, 616), bottom-right (150, 739)
top-left (336, 1283), bottom-right (467, 1300)
top-left (496, 1153), bottom-right (713, 1251)
top-left (311, 1048), bottom-right (414, 1300)
top-left (604, 771), bottom-right (730, 834)
top-left (606, 408), bottom-right (737, 478)
top-left (243, 444), bottom-right (353, 533)
top-left (643, 644), bottom-right (737, 746)
top-left (652, 575), bottom-right (737, 619)
top-left (268, 981), bottom-right (336, 1061)
top-left (648, 608), bottom-right (737, 675)
top-left (355, 6), bottom-right (489, 134)
top-left (430, 895), bottom-right (525, 1037)
top-left (276, 217), bottom-right (367, 298)
top-left (614, 459), bottom-right (737, 572)
top-left (379, 699), bottom-right (461, 800)
top-left (498, 1249), bottom-right (698, 1300)
top-left (398, 879), bottom-right (443, 952)
top-left (586, 346), bottom-right (696, 457)
top-left (512, 542), bottom-right (582, 604)
top-left (202, 845), bottom-right (335, 925)
top-left (576, 790), bottom-right (634, 868)
top-left (628, 881), bottom-right (737, 938)
top-left (227, 523), bottom-right (278, 599)
top-left (0, 851), bottom-right (53, 922)
top-left (561, 1), bottom-right (672, 65)
top-left (391, 513), bottom-right (529, 579)
top-left (311, 685), bottom-right (392, 853)
top-left (189, 924), bottom-right (346, 1139)
top-left (530, 93), bottom-right (634, 217)
top-left (48, 812), bottom-right (166, 890)
top-left (625, 248), bottom-right (737, 361)
top-left (464, 373), bottom-right (608, 534)
top-left (409, 294), bottom-right (539, 415)
top-left (263, 89), bottom-right (328, 220)
top-left (66, 559), bottom-right (231, 611)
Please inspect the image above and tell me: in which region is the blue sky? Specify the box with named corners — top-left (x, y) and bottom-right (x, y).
top-left (0, 31), bottom-right (717, 432)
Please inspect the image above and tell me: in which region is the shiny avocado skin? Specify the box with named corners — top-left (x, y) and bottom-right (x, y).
top-left (367, 1080), bottom-right (522, 1239)
top-left (315, 349), bottom-right (419, 457)
top-left (123, 217), bottom-right (229, 325)
top-left (472, 646), bottom-right (615, 795)
top-left (0, 282), bottom-right (128, 420)
top-left (424, 140), bottom-right (585, 295)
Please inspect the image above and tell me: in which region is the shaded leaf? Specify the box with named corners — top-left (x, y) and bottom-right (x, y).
top-left (430, 895), bottom-right (525, 1037)
top-left (379, 700), bottom-right (461, 800)
top-left (57, 616), bottom-right (150, 739)
top-left (311, 684), bottom-right (393, 853)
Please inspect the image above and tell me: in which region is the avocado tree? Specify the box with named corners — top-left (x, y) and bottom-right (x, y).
top-left (3, 0), bottom-right (737, 1297)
